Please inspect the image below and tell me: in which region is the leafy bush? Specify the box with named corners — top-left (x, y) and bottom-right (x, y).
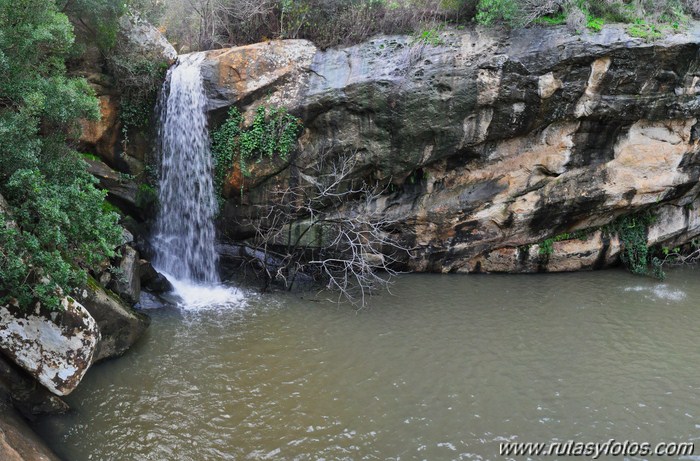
top-left (0, 0), bottom-right (122, 310)
top-left (62, 0), bottom-right (128, 50)
top-left (475, 0), bottom-right (519, 25)
top-left (586, 14), bottom-right (605, 31)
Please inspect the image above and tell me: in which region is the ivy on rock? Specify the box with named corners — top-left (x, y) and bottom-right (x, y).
top-left (211, 105), bottom-right (303, 203)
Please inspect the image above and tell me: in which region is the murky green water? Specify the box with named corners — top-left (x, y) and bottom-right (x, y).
top-left (34, 269), bottom-right (700, 460)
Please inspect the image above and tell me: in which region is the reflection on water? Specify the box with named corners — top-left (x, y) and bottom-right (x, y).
top-left (34, 268), bottom-right (700, 460)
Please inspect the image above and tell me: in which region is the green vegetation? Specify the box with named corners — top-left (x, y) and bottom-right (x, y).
top-left (655, 239), bottom-right (700, 272)
top-left (586, 14), bottom-right (605, 32)
top-left (104, 16), bottom-right (170, 145)
top-left (474, 0), bottom-right (691, 31)
top-left (66, 1), bottom-right (171, 138)
top-left (535, 210), bottom-right (665, 278)
top-left (538, 230), bottom-right (590, 256)
top-left (627, 19), bottom-right (663, 40)
top-left (62, 0), bottom-right (127, 50)
top-left (475, 0), bottom-right (519, 25)
top-left (603, 210), bottom-right (662, 278)
top-left (0, 0), bottom-right (122, 310)
top-left (412, 26), bottom-right (446, 46)
top-left (535, 12), bottom-right (568, 26)
top-left (109, 55), bottom-right (169, 133)
top-left (211, 106), bottom-right (303, 201)
top-left (102, 200), bottom-right (123, 216)
top-left (81, 152), bottom-right (101, 162)
top-left (661, 245), bottom-right (682, 257)
top-left (135, 183), bottom-right (158, 210)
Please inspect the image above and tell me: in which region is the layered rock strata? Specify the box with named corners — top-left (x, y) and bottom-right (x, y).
top-left (197, 24), bottom-right (700, 272)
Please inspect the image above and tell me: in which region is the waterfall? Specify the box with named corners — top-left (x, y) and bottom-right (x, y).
top-left (153, 53), bottom-right (220, 285)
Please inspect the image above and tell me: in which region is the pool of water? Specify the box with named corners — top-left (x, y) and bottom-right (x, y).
top-left (34, 268), bottom-right (700, 460)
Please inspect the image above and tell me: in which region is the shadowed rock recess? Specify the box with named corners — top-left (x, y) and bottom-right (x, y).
top-left (200, 23), bottom-right (700, 273)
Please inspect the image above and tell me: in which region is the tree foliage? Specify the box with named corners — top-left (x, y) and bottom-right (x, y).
top-left (60, 0), bottom-right (127, 50)
top-left (240, 150), bottom-right (410, 308)
top-left (0, 0), bottom-right (122, 310)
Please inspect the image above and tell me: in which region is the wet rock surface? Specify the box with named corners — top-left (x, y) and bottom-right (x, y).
top-left (0, 401), bottom-right (61, 461)
top-left (77, 280), bottom-right (150, 364)
top-left (138, 260), bottom-right (173, 294)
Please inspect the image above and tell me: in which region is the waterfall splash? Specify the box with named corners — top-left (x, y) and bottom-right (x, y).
top-left (153, 53), bottom-right (242, 309)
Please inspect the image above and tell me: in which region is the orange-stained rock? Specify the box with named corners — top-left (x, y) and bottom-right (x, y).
top-left (199, 40), bottom-right (316, 113)
top-left (224, 154), bottom-right (292, 196)
top-left (78, 13), bottom-right (176, 171)
top-left (79, 95), bottom-right (120, 159)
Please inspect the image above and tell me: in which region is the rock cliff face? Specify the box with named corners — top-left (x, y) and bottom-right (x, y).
top-left (199, 23), bottom-right (700, 273)
top-left (78, 13), bottom-right (176, 176)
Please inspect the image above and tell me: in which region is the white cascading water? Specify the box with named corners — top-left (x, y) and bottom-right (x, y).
top-left (153, 53), bottom-right (242, 309)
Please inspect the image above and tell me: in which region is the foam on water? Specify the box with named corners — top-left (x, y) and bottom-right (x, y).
top-left (161, 272), bottom-right (245, 311)
top-left (624, 284), bottom-right (687, 301)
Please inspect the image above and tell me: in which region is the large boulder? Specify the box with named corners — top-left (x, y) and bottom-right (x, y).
top-left (77, 279), bottom-right (150, 364)
top-left (0, 401), bottom-right (61, 461)
top-left (0, 354), bottom-right (68, 418)
top-left (118, 12), bottom-right (177, 65)
top-left (84, 159), bottom-right (140, 217)
top-left (109, 245), bottom-right (141, 305)
top-left (0, 299), bottom-right (99, 396)
top-left (200, 23), bottom-right (700, 273)
top-left (138, 260), bottom-right (173, 294)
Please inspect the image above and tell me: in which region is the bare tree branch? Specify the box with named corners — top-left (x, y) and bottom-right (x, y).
top-left (238, 149), bottom-right (411, 308)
